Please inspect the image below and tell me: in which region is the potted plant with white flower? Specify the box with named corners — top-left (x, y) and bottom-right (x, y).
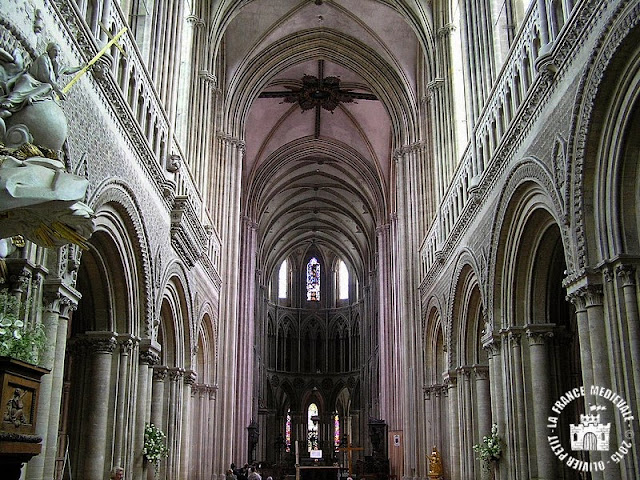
top-left (0, 289), bottom-right (47, 365)
top-left (143, 422), bottom-right (169, 477)
top-left (473, 423), bottom-right (503, 470)
top-left (0, 288), bottom-right (50, 479)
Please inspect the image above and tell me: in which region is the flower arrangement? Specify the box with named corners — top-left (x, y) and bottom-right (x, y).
top-left (473, 423), bottom-right (503, 465)
top-left (0, 289), bottom-right (46, 365)
top-left (143, 422), bottom-right (169, 475)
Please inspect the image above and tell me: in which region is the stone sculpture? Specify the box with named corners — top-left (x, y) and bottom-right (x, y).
top-left (0, 42), bottom-right (95, 251)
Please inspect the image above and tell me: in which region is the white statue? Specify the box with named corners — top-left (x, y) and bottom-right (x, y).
top-left (0, 42), bottom-right (94, 249)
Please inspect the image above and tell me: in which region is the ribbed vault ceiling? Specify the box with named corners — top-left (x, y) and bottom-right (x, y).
top-left (226, 0), bottom-right (421, 283)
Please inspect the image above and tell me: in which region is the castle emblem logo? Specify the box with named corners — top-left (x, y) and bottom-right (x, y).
top-left (569, 405), bottom-right (610, 451)
top-left (547, 385), bottom-right (635, 472)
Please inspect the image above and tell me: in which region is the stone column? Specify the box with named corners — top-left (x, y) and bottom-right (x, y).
top-left (29, 285), bottom-right (78, 480)
top-left (473, 366), bottom-right (491, 443)
top-left (208, 386), bottom-right (218, 479)
top-left (582, 285), bottom-right (611, 388)
top-left (567, 290), bottom-right (594, 388)
top-left (181, 371), bottom-right (197, 478)
top-left (444, 372), bottom-right (460, 480)
top-left (167, 368), bottom-right (184, 479)
top-left (582, 282), bottom-right (618, 476)
top-left (616, 265), bottom-right (640, 408)
top-left (508, 329), bottom-right (528, 478)
top-left (134, 344), bottom-right (160, 479)
top-left (483, 335), bottom-right (507, 480)
top-left (150, 366), bottom-right (167, 429)
top-left (526, 325), bottom-right (556, 480)
top-left (195, 385), bottom-right (206, 478)
top-left (565, 281), bottom-right (610, 480)
top-left (81, 332), bottom-right (117, 480)
top-left (458, 366), bottom-right (473, 479)
top-left (536, 0), bottom-right (551, 49)
top-left (473, 366), bottom-right (491, 480)
top-left (113, 336), bottom-right (135, 469)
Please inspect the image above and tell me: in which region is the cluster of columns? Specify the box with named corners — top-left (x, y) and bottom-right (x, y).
top-left (564, 264), bottom-right (640, 480)
top-left (431, 365), bottom-right (490, 480)
top-left (420, 258), bottom-right (640, 480)
top-left (36, 329), bottom-right (209, 480)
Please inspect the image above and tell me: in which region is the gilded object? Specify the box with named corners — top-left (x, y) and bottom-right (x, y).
top-left (427, 446), bottom-right (443, 477)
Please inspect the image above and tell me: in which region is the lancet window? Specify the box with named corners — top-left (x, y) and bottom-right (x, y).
top-left (308, 403), bottom-right (319, 451)
top-left (307, 257), bottom-right (320, 301)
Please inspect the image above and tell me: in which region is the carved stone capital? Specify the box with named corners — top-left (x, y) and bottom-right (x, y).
top-left (443, 371), bottom-right (457, 388)
top-left (208, 385), bottom-right (218, 400)
top-left (153, 366), bottom-right (168, 381)
top-left (43, 281), bottom-right (80, 317)
top-left (473, 365), bottom-right (489, 380)
top-left (566, 289), bottom-right (587, 311)
top-left (424, 384), bottom-right (446, 400)
top-left (186, 15), bottom-right (206, 28)
top-left (437, 23), bottom-right (456, 38)
top-left (169, 368), bottom-right (184, 382)
top-left (506, 326), bottom-right (524, 347)
top-left (84, 332), bottom-right (117, 354)
top-left (140, 349), bottom-right (160, 366)
top-left (525, 324), bottom-right (555, 346)
top-left (198, 70), bottom-right (217, 86)
top-left (184, 370), bottom-right (197, 386)
top-left (117, 335), bottom-right (137, 355)
top-left (9, 267), bottom-right (31, 294)
top-left (427, 78), bottom-right (445, 93)
top-left (582, 284), bottom-right (604, 307)
top-left (482, 336), bottom-right (501, 356)
top-left (616, 264), bottom-right (636, 287)
top-left (603, 266), bottom-right (614, 283)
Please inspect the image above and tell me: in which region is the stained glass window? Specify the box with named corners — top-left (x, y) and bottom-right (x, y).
top-left (338, 260), bottom-right (348, 299)
top-left (308, 403), bottom-right (319, 451)
top-left (306, 258), bottom-right (320, 301)
top-left (334, 413), bottom-right (340, 449)
top-left (286, 408), bottom-right (291, 452)
top-left (279, 259), bottom-right (288, 298)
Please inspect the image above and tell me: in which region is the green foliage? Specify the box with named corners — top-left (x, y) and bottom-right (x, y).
top-left (143, 423), bottom-right (169, 475)
top-left (0, 289), bottom-right (46, 365)
top-left (473, 423), bottom-right (503, 464)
